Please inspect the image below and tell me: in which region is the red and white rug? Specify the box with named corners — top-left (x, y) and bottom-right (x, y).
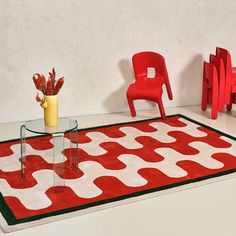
top-left (0, 114), bottom-right (235, 232)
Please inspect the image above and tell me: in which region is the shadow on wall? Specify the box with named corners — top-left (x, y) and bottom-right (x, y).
top-left (176, 54), bottom-right (204, 106)
top-left (103, 59), bottom-right (134, 113)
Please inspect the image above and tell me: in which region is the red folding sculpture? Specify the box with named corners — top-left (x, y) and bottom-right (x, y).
top-left (126, 51), bottom-right (173, 119)
top-left (202, 47), bottom-right (236, 119)
top-left (209, 54), bottom-right (225, 112)
top-left (216, 47), bottom-right (236, 110)
top-left (201, 61), bottom-right (219, 119)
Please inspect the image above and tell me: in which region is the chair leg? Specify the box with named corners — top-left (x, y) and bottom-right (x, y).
top-left (201, 86), bottom-right (208, 111)
top-left (157, 98), bottom-right (166, 119)
top-left (227, 95), bottom-right (232, 111)
top-left (127, 97), bottom-right (136, 117)
top-left (218, 85), bottom-right (225, 112)
top-left (211, 101), bottom-right (218, 119)
top-left (233, 94), bottom-right (236, 104)
top-left (211, 87), bottom-right (218, 120)
top-left (225, 79), bottom-right (231, 105)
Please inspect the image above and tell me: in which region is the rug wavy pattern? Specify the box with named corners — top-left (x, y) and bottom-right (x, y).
top-left (0, 114), bottom-right (235, 232)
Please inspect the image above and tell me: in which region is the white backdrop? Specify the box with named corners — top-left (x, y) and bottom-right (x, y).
top-left (0, 0), bottom-right (236, 123)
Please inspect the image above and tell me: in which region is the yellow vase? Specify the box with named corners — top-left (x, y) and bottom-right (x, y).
top-left (40, 95), bottom-right (58, 126)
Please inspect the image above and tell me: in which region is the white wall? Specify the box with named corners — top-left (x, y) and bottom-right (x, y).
top-left (1, 0), bottom-right (236, 123)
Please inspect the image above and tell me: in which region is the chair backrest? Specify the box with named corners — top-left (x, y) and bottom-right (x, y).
top-left (216, 47), bottom-right (232, 104)
top-left (132, 51), bottom-right (166, 80)
top-left (132, 51), bottom-right (173, 99)
top-left (210, 54), bottom-right (225, 82)
top-left (203, 61), bottom-right (218, 89)
top-left (210, 54), bottom-right (226, 110)
top-left (216, 47), bottom-right (232, 74)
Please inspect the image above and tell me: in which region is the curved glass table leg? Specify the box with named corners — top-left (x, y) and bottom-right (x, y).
top-left (53, 134), bottom-right (65, 191)
top-left (20, 125), bottom-right (26, 179)
top-left (70, 123), bottom-right (79, 170)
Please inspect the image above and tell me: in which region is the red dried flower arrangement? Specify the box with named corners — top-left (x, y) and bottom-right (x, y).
top-left (32, 68), bottom-right (64, 102)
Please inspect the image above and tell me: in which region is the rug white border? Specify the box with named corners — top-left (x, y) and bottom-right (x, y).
top-left (1, 172), bottom-right (236, 233)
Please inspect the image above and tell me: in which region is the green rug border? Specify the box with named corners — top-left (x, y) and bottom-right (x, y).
top-left (0, 114), bottom-right (235, 226)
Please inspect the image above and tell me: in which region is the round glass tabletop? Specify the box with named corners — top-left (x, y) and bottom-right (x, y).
top-left (24, 117), bottom-right (78, 135)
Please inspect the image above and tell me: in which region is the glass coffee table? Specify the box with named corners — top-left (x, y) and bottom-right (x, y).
top-left (20, 117), bottom-right (79, 188)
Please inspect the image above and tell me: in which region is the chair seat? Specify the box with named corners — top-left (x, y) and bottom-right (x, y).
top-left (232, 86), bottom-right (236, 93)
top-left (232, 67), bottom-right (236, 73)
top-left (127, 79), bottom-right (163, 100)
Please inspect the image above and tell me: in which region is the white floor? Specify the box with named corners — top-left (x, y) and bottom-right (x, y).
top-left (0, 105), bottom-right (236, 236)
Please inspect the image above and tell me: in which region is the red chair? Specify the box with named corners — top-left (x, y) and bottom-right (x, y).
top-left (126, 51), bottom-right (173, 119)
top-left (216, 47), bottom-right (236, 110)
top-left (201, 61), bottom-right (219, 119)
top-left (209, 54), bottom-right (225, 112)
